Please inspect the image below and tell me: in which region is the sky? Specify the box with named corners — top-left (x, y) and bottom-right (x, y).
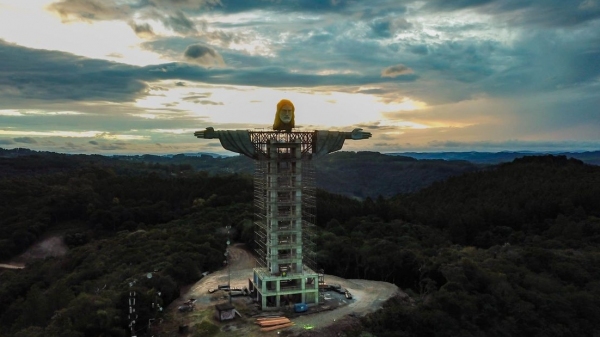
top-left (0, 0), bottom-right (599, 155)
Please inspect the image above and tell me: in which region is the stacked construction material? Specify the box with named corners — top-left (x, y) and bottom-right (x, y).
top-left (255, 316), bottom-right (294, 332)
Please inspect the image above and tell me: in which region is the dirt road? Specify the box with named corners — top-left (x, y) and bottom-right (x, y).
top-left (0, 235), bottom-right (67, 270)
top-left (172, 244), bottom-right (403, 336)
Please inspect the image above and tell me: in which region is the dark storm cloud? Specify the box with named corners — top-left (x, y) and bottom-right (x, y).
top-left (13, 137), bottom-right (37, 144)
top-left (140, 63), bottom-right (417, 87)
top-left (370, 19), bottom-right (392, 38)
top-left (182, 93), bottom-right (211, 100)
top-left (426, 0), bottom-right (600, 27)
top-left (0, 40), bottom-right (147, 103)
top-left (183, 44), bottom-right (225, 66)
top-left (409, 45), bottom-right (429, 55)
top-left (424, 40), bottom-right (497, 83)
top-left (473, 30), bottom-right (600, 97)
top-left (129, 21), bottom-right (155, 38)
top-left (89, 140), bottom-right (99, 145)
top-left (146, 0), bottom-right (221, 10)
top-left (211, 0), bottom-right (351, 13)
top-left (162, 11), bottom-right (198, 34)
top-left (184, 44), bottom-right (217, 59)
top-left (381, 64), bottom-right (414, 78)
top-left (0, 40), bottom-right (418, 106)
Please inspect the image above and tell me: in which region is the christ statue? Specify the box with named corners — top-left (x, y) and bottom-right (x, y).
top-left (194, 99), bottom-right (372, 158)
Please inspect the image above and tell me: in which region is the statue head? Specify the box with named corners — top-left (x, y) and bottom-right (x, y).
top-left (273, 99), bottom-right (295, 131)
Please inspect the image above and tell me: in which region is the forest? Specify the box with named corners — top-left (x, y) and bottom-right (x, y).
top-left (0, 149), bottom-right (599, 336)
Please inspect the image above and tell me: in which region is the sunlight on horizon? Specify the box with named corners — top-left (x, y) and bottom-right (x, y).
top-left (134, 82), bottom-right (429, 130)
top-left (0, 129), bottom-right (147, 140)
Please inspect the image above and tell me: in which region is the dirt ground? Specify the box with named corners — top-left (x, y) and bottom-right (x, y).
top-left (166, 244), bottom-right (404, 337)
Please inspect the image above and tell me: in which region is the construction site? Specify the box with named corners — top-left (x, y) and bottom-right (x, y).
top-left (164, 243), bottom-right (403, 337)
top-left (165, 131), bottom-right (402, 336)
top-left (169, 101), bottom-right (403, 336)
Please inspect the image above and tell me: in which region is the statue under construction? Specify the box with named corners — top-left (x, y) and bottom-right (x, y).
top-left (194, 99), bottom-right (371, 310)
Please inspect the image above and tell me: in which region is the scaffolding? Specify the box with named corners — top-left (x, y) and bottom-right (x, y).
top-left (251, 132), bottom-right (319, 309)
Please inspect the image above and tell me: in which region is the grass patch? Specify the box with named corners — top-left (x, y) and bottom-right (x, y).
top-left (194, 320), bottom-right (219, 337)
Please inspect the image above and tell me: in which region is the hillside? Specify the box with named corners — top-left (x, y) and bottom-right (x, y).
top-left (0, 153), bottom-right (598, 336)
top-left (0, 148), bottom-right (482, 199)
top-left (314, 151), bottom-right (479, 197)
top-left (392, 155), bottom-right (600, 247)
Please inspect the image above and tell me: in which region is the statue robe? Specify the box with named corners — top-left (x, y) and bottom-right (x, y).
top-left (213, 130), bottom-right (349, 159)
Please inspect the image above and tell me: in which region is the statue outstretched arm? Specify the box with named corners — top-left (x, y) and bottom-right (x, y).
top-left (193, 127), bottom-right (256, 158)
top-left (344, 128), bottom-right (372, 140)
top-left (314, 128), bottom-right (372, 157)
top-left (194, 127), bottom-right (218, 139)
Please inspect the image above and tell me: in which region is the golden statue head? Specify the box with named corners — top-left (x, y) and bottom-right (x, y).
top-left (273, 99), bottom-right (295, 131)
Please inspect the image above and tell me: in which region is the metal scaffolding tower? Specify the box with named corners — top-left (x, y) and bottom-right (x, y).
top-left (194, 123), bottom-right (371, 311)
top-left (250, 132), bottom-right (319, 309)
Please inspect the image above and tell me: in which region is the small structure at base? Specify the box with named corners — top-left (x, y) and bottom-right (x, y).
top-left (215, 303), bottom-right (236, 321)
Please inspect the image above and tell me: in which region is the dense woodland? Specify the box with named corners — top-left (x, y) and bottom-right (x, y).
top-left (0, 149), bottom-right (599, 336)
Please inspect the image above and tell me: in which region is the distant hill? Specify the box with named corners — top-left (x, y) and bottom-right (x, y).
top-left (22, 148), bottom-right (600, 200)
top-left (313, 151), bottom-right (479, 198)
top-left (388, 150), bottom-right (600, 165)
top-left (105, 151), bottom-right (482, 198)
top-left (1, 148), bottom-right (482, 199)
top-left (392, 154), bottom-right (600, 247)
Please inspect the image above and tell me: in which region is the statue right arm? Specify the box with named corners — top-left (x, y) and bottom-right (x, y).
top-left (194, 127), bottom-right (218, 139)
top-left (193, 128), bottom-right (256, 158)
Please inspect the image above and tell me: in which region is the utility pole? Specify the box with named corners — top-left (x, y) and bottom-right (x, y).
top-left (226, 225), bottom-right (232, 305)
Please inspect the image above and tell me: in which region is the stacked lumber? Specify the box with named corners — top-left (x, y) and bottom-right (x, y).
top-left (255, 316), bottom-right (294, 332)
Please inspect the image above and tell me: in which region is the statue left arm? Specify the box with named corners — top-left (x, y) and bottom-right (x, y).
top-left (344, 128), bottom-right (372, 140)
top-left (313, 128), bottom-right (372, 157)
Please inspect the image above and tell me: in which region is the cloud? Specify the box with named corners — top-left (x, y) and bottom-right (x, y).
top-left (162, 11), bottom-right (198, 34)
top-left (0, 138), bottom-right (15, 145)
top-left (129, 22), bottom-right (155, 39)
top-left (425, 0), bottom-right (600, 27)
top-left (89, 140), bottom-right (99, 145)
top-left (47, 0), bottom-right (132, 22)
top-left (182, 93), bottom-right (212, 101)
top-left (370, 19), bottom-right (393, 38)
top-left (183, 44), bottom-right (225, 66)
top-left (381, 64), bottom-right (414, 78)
top-left (0, 40), bottom-right (147, 103)
top-left (2, 39), bottom-right (402, 103)
top-left (13, 137), bottom-right (37, 144)
top-left (208, 0), bottom-right (351, 13)
top-left (46, 0), bottom-right (217, 36)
